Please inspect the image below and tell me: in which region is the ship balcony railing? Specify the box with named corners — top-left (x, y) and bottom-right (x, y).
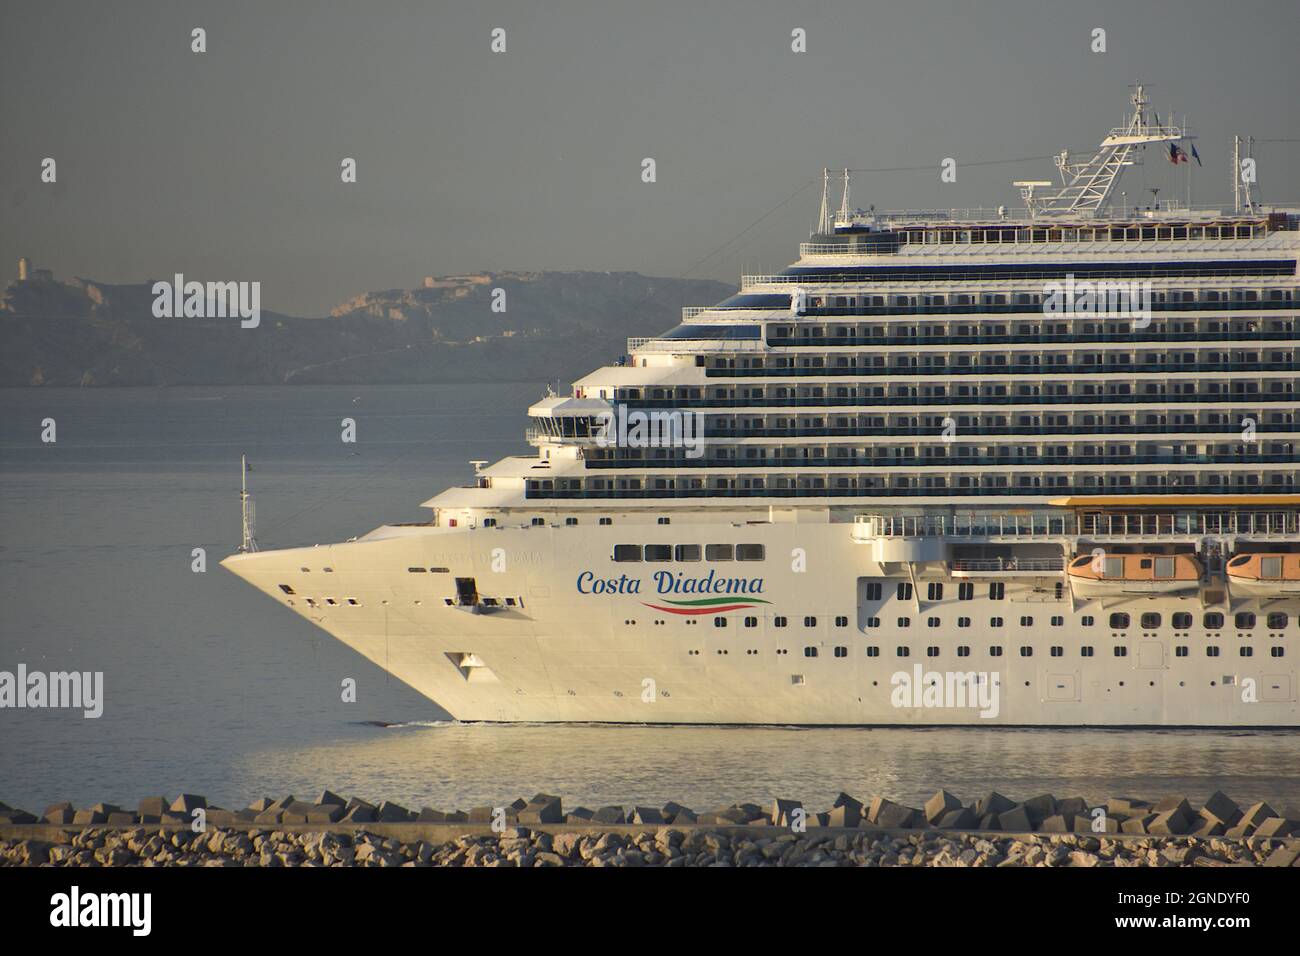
top-left (854, 511), bottom-right (1300, 540)
top-left (949, 558), bottom-right (1065, 572)
top-left (740, 265), bottom-right (1294, 287)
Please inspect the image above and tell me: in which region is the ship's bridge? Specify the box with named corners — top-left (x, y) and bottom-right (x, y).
top-left (526, 395), bottom-right (613, 440)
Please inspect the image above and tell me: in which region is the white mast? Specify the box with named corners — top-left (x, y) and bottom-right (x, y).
top-left (837, 167), bottom-right (851, 222)
top-left (1023, 84), bottom-right (1192, 218)
top-left (817, 167), bottom-right (831, 234)
top-left (240, 454), bottom-right (257, 553)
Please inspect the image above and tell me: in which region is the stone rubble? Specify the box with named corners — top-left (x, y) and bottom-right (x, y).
top-left (1, 789), bottom-right (1297, 867)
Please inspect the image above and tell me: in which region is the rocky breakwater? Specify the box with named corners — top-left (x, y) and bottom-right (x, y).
top-left (2, 790), bottom-right (1298, 867)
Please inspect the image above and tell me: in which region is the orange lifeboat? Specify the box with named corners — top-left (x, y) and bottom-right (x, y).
top-left (1067, 552), bottom-right (1202, 598)
top-left (1226, 553), bottom-right (1300, 598)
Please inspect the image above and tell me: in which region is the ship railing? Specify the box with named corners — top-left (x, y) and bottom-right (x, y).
top-left (950, 558), bottom-right (1064, 572)
top-left (855, 510), bottom-right (1300, 539)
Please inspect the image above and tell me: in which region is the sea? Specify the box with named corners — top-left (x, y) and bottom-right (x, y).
top-left (1, 384), bottom-right (1297, 814)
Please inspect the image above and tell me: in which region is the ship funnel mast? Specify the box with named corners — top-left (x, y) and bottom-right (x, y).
top-left (239, 454), bottom-right (258, 553)
top-left (1022, 84), bottom-right (1192, 218)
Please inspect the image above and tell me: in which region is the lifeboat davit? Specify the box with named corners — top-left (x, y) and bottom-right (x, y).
top-left (1067, 552), bottom-right (1202, 598)
top-left (1226, 553), bottom-right (1300, 598)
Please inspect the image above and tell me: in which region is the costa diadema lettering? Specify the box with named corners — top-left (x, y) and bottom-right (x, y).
top-left (225, 87), bottom-right (1300, 726)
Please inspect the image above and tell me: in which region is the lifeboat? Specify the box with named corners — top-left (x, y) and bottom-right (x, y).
top-left (1067, 552), bottom-right (1202, 598)
top-left (1226, 553), bottom-right (1300, 598)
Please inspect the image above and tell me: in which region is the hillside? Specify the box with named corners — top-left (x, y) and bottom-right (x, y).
top-left (0, 271), bottom-right (734, 386)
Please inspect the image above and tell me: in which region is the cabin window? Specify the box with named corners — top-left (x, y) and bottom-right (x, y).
top-left (612, 545), bottom-right (642, 562)
top-left (644, 544), bottom-right (672, 562)
top-left (1267, 613), bottom-right (1288, 629)
top-left (736, 544), bottom-right (765, 561)
top-left (1235, 612), bottom-right (1256, 629)
top-left (1203, 612), bottom-right (1224, 629)
top-left (1109, 612), bottom-right (1130, 629)
top-left (278, 584), bottom-right (295, 594)
top-left (1141, 613), bottom-right (1162, 629)
top-left (675, 544), bottom-right (702, 562)
top-left (706, 544), bottom-right (735, 561)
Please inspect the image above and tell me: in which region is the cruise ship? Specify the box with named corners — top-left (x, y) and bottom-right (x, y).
top-left (224, 88), bottom-right (1300, 726)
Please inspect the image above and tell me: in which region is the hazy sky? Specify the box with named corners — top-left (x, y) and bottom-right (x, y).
top-left (2, 0), bottom-right (1296, 315)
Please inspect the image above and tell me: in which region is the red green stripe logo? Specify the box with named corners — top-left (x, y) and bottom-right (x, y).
top-left (641, 596), bottom-right (772, 616)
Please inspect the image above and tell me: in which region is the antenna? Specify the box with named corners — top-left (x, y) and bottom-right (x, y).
top-left (817, 168), bottom-right (830, 234)
top-left (239, 454), bottom-right (258, 553)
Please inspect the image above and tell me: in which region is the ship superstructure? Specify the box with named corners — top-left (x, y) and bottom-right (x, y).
top-left (225, 88), bottom-right (1299, 726)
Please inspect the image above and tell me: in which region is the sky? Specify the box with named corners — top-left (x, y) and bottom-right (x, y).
top-left (1, 0), bottom-right (1296, 316)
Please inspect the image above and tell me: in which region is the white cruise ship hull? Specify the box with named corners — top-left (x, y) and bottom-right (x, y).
top-left (223, 520), bottom-right (1299, 727)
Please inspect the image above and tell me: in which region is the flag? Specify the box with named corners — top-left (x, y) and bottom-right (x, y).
top-left (1190, 143), bottom-right (1202, 166)
top-left (1167, 143), bottom-right (1189, 165)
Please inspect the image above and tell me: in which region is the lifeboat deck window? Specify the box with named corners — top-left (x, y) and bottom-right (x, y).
top-left (1261, 557), bottom-right (1283, 578)
top-left (1228, 555), bottom-right (1251, 567)
top-left (1154, 557), bottom-right (1175, 578)
top-left (1103, 557), bottom-right (1124, 578)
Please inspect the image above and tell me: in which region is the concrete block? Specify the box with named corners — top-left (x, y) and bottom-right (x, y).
top-left (468, 806), bottom-right (495, 823)
top-left (938, 808), bottom-right (978, 830)
top-left (44, 807), bottom-right (75, 825)
top-left (88, 803), bottom-right (121, 814)
top-left (1224, 822), bottom-right (1252, 839)
top-left (73, 810), bottom-right (106, 825)
top-left (246, 798), bottom-right (273, 812)
top-left (233, 808), bottom-right (259, 823)
top-left (1073, 812), bottom-right (1118, 834)
top-left (565, 808), bottom-right (594, 822)
top-left (997, 805), bottom-right (1033, 833)
top-left (1187, 817), bottom-right (1224, 838)
top-left (771, 798), bottom-right (802, 827)
top-left (1252, 817), bottom-right (1294, 839)
top-left (1039, 814), bottom-right (1072, 833)
top-left (1201, 790), bottom-right (1241, 827)
top-left (924, 790), bottom-right (964, 825)
top-left (136, 797), bottom-right (168, 817)
top-left (520, 794), bottom-right (563, 824)
top-left (205, 809), bottom-right (237, 828)
top-left (1107, 796), bottom-right (1151, 815)
top-left (316, 790), bottom-right (346, 807)
top-left (1021, 794), bottom-right (1057, 825)
top-left (377, 801), bottom-right (413, 823)
top-left (1120, 816), bottom-right (1150, 835)
top-left (306, 805), bottom-right (345, 824)
top-left (1263, 846), bottom-right (1300, 868)
top-left (444, 811), bottom-right (468, 823)
top-left (416, 808), bottom-right (448, 823)
top-left (833, 792), bottom-right (864, 815)
top-left (630, 806), bottom-right (665, 825)
top-left (1153, 796), bottom-right (1193, 819)
top-left (342, 805), bottom-right (375, 823)
top-left (1240, 802), bottom-right (1279, 830)
top-left (1057, 797), bottom-right (1088, 818)
top-left (975, 792), bottom-right (1016, 817)
top-left (266, 795), bottom-right (295, 812)
top-left (508, 798), bottom-right (528, 811)
top-left (826, 803), bottom-right (862, 828)
top-left (814, 812), bottom-right (831, 827)
top-left (707, 806), bottom-right (746, 825)
top-left (591, 806), bottom-right (626, 824)
top-left (170, 794), bottom-right (207, 814)
top-left (665, 805), bottom-right (697, 824)
top-left (0, 810), bottom-right (37, 824)
top-left (978, 813), bottom-right (1002, 831)
top-left (106, 812), bottom-right (137, 826)
top-left (1146, 809), bottom-right (1192, 836)
top-left (254, 810), bottom-right (284, 825)
top-left (874, 801), bottom-right (920, 830)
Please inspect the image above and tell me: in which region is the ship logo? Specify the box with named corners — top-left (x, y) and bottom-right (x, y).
top-left (641, 596), bottom-right (773, 616)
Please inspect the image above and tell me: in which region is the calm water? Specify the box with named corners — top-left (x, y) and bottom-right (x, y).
top-left (1, 385), bottom-right (1297, 813)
